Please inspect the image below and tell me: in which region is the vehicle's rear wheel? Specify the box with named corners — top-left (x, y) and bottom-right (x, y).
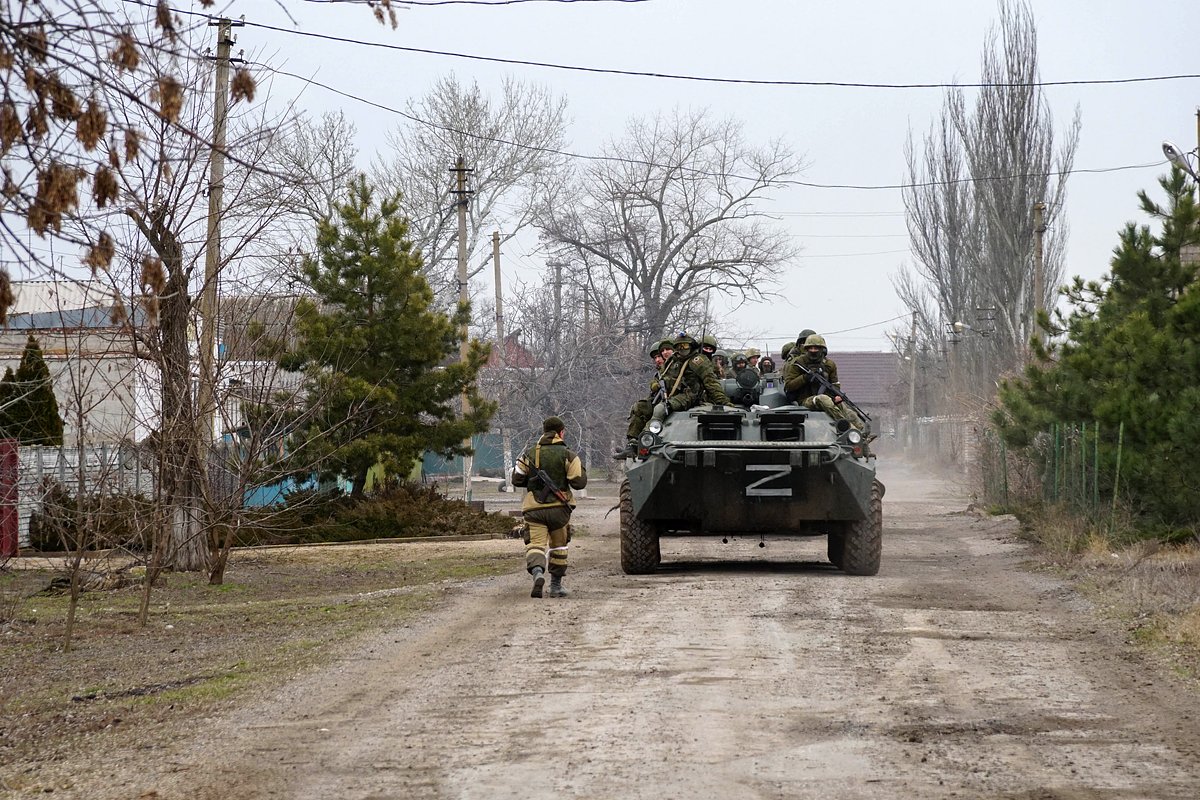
top-left (620, 479), bottom-right (660, 574)
top-left (827, 530), bottom-right (846, 569)
top-left (841, 479), bottom-right (883, 576)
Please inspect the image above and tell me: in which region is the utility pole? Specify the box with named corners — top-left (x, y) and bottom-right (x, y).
top-left (907, 311), bottom-right (918, 452)
top-left (493, 231), bottom-right (513, 493)
top-left (451, 156), bottom-right (474, 501)
top-left (198, 17), bottom-right (241, 444)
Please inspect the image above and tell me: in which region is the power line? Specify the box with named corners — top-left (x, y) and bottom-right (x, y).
top-left (827, 314), bottom-right (912, 335)
top-left (774, 211), bottom-right (905, 217)
top-left (134, 2), bottom-right (1200, 91)
top-left (789, 233), bottom-right (909, 239)
top-left (149, 2), bottom-right (1200, 91)
top-left (255, 62), bottom-right (1167, 192)
top-left (790, 160), bottom-right (1161, 191)
top-left (756, 314), bottom-right (913, 340)
top-left (800, 249), bottom-right (912, 258)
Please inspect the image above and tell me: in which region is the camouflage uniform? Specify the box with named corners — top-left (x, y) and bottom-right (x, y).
top-left (512, 417), bottom-right (587, 598)
top-left (729, 353), bottom-right (752, 379)
top-left (625, 341), bottom-right (671, 439)
top-left (618, 341), bottom-right (674, 457)
top-left (782, 334), bottom-right (864, 431)
top-left (712, 349), bottom-right (730, 379)
top-left (664, 336), bottom-right (729, 410)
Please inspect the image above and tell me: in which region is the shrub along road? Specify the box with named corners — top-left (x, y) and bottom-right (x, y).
top-left (9, 460), bottom-right (1200, 799)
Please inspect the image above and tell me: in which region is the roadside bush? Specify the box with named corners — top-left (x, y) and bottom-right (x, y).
top-left (27, 482), bottom-right (154, 553)
top-left (239, 482), bottom-right (512, 545)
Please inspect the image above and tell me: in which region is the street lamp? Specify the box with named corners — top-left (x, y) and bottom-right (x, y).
top-left (1164, 122), bottom-right (1200, 269)
top-left (1162, 140), bottom-right (1200, 183)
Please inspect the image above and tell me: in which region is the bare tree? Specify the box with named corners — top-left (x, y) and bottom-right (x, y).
top-left (0, 3), bottom-right (259, 291)
top-left (486, 272), bottom-right (643, 474)
top-left (536, 108), bottom-right (802, 345)
top-left (54, 14), bottom-right (324, 576)
top-left (897, 0), bottom-right (1079, 404)
top-left (243, 110), bottom-right (359, 265)
top-left (370, 75), bottom-right (569, 302)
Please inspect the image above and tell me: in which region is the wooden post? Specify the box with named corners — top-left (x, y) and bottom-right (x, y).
top-left (453, 156), bottom-right (472, 501)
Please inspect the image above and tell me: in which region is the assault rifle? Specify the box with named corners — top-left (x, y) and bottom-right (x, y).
top-left (651, 377), bottom-right (667, 405)
top-left (793, 362), bottom-right (871, 422)
top-left (532, 467), bottom-right (572, 506)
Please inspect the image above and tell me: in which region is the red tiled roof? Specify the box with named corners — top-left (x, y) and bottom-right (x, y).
top-left (832, 352), bottom-right (901, 407)
top-left (486, 334), bottom-right (539, 369)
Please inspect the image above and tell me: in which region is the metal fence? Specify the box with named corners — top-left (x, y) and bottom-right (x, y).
top-left (15, 443), bottom-right (155, 547)
top-left (976, 421), bottom-right (1124, 525)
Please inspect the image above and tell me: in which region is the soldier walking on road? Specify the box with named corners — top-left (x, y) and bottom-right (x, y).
top-left (512, 416), bottom-right (588, 598)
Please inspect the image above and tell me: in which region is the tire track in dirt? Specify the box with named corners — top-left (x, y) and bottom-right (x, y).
top-left (48, 460), bottom-right (1200, 799)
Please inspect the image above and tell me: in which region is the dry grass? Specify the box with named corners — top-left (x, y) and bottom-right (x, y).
top-left (1014, 504), bottom-right (1102, 562)
top-left (1001, 498), bottom-right (1200, 681)
top-left (0, 540), bottom-right (515, 784)
top-left (1034, 519), bottom-right (1200, 680)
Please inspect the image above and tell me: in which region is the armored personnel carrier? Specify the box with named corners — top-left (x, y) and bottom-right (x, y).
top-left (618, 369), bottom-right (883, 575)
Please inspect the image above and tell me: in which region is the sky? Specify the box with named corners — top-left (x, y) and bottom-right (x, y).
top-left (214, 0), bottom-right (1197, 355)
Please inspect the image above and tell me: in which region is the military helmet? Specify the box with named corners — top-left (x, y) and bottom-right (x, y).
top-left (745, 347), bottom-right (761, 359)
top-left (673, 332), bottom-right (698, 356)
top-left (714, 348), bottom-right (730, 363)
top-left (803, 333), bottom-right (827, 363)
top-left (649, 342), bottom-right (664, 358)
top-left (656, 338), bottom-right (675, 354)
top-left (780, 342), bottom-right (794, 361)
top-left (732, 352), bottom-right (748, 368)
top-left (796, 329), bottom-right (816, 347)
top-left (701, 334), bottom-right (720, 349)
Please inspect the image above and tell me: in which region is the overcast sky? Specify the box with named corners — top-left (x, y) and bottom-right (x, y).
top-left (229, 0), bottom-right (1196, 355)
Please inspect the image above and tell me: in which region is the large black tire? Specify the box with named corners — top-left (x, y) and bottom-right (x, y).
top-left (827, 530), bottom-right (846, 569)
top-left (841, 479), bottom-right (883, 576)
top-left (619, 479), bottom-right (660, 574)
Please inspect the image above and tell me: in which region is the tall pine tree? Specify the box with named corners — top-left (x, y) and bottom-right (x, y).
top-left (994, 169), bottom-right (1200, 529)
top-left (282, 175), bottom-right (494, 496)
top-left (1, 336), bottom-right (64, 446)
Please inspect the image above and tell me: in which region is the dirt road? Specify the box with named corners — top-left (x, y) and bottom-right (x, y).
top-left (70, 461), bottom-right (1200, 799)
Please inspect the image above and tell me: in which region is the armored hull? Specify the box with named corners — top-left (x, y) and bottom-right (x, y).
top-left (619, 375), bottom-right (884, 575)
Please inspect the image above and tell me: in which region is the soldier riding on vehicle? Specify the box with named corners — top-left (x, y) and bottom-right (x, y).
top-left (614, 339), bottom-right (675, 460)
top-left (782, 333), bottom-right (866, 433)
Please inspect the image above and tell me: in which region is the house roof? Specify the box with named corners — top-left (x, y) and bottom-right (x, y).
top-left (6, 305), bottom-right (146, 330)
top-left (486, 333), bottom-right (539, 369)
top-left (832, 352), bottom-right (901, 407)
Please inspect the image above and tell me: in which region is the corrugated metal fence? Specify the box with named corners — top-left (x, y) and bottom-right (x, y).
top-left (15, 443), bottom-right (155, 547)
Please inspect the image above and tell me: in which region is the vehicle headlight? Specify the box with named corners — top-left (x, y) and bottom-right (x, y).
top-left (638, 430), bottom-right (659, 450)
top-left (847, 429), bottom-right (863, 445)
top-left (646, 419), bottom-right (664, 435)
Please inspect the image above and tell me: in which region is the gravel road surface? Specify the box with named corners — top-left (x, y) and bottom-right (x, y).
top-left (59, 460), bottom-right (1200, 799)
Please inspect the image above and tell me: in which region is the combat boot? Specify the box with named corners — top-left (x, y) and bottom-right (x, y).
top-left (548, 575), bottom-right (568, 598)
top-left (530, 566), bottom-right (545, 598)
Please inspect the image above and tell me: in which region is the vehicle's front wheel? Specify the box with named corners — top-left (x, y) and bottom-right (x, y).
top-left (827, 530), bottom-right (846, 569)
top-left (620, 479), bottom-right (660, 574)
top-left (841, 479), bottom-right (883, 576)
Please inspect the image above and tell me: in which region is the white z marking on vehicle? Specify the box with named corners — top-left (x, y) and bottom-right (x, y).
top-left (745, 464), bottom-right (793, 497)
